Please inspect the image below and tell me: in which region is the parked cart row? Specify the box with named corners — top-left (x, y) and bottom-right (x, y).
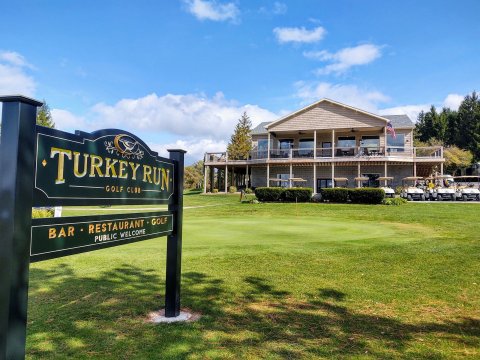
top-left (400, 175), bottom-right (480, 201)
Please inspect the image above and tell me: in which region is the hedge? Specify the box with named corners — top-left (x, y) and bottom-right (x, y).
top-left (254, 187), bottom-right (284, 202)
top-left (319, 188), bottom-right (385, 204)
top-left (283, 188), bottom-right (313, 202)
top-left (254, 187), bottom-right (313, 202)
top-left (348, 188), bottom-right (385, 204)
top-left (320, 188), bottom-right (349, 203)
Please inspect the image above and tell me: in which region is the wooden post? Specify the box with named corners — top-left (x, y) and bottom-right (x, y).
top-left (267, 164), bottom-right (270, 188)
top-left (203, 164), bottom-right (207, 193)
top-left (0, 96), bottom-right (42, 360)
top-left (165, 149), bottom-right (186, 317)
top-left (313, 130), bottom-right (317, 160)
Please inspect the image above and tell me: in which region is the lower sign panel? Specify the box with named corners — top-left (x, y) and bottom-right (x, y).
top-left (31, 211), bottom-right (173, 262)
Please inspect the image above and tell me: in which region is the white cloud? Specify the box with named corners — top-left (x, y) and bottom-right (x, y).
top-left (51, 108), bottom-right (87, 130)
top-left (294, 81), bottom-right (389, 112)
top-left (273, 26), bottom-right (326, 44)
top-left (443, 93), bottom-right (464, 110)
top-left (0, 51), bottom-right (36, 96)
top-left (304, 44), bottom-right (382, 75)
top-left (183, 0), bottom-right (239, 22)
top-left (272, 2), bottom-right (287, 15)
top-left (151, 138), bottom-right (228, 161)
top-left (88, 92), bottom-right (277, 141)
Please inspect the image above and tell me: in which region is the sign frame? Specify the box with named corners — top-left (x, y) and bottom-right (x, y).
top-left (0, 95), bottom-right (186, 360)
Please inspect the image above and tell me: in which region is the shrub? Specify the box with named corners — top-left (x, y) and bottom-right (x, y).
top-left (395, 186), bottom-right (403, 195)
top-left (244, 188), bottom-right (253, 194)
top-left (283, 187), bottom-right (313, 202)
top-left (32, 207), bottom-right (54, 219)
top-left (212, 188), bottom-right (219, 193)
top-left (320, 188), bottom-right (349, 203)
top-left (228, 186), bottom-right (237, 193)
top-left (349, 188), bottom-right (385, 204)
top-left (254, 187), bottom-right (284, 202)
top-left (382, 197), bottom-right (408, 206)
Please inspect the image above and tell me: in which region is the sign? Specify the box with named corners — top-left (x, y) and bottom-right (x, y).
top-left (0, 95), bottom-right (186, 360)
top-left (31, 212), bottom-right (173, 262)
top-left (34, 127), bottom-right (175, 206)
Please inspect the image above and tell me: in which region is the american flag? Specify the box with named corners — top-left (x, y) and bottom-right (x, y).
top-left (386, 121), bottom-right (396, 139)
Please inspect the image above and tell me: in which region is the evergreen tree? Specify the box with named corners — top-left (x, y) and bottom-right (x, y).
top-left (227, 112), bottom-right (252, 160)
top-left (457, 92), bottom-right (480, 159)
top-left (184, 160), bottom-right (204, 189)
top-left (37, 101), bottom-right (55, 128)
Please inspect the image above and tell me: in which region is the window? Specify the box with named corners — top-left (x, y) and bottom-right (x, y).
top-left (277, 174), bottom-right (290, 188)
top-left (337, 136), bottom-right (356, 148)
top-left (362, 173), bottom-right (380, 187)
top-left (257, 139), bottom-right (270, 159)
top-left (321, 142), bottom-right (332, 157)
top-left (361, 135), bottom-right (380, 147)
top-left (387, 134), bottom-right (405, 152)
top-left (298, 138), bottom-right (314, 157)
top-left (278, 139), bottom-right (293, 158)
top-left (317, 178), bottom-right (333, 189)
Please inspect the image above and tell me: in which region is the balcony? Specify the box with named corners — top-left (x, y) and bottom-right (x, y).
top-left (204, 146), bottom-right (443, 164)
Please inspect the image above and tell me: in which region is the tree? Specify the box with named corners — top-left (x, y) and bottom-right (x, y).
top-left (37, 101), bottom-right (55, 128)
top-left (227, 112), bottom-right (252, 160)
top-left (444, 146), bottom-right (474, 175)
top-left (456, 92), bottom-right (480, 160)
top-left (184, 160), bottom-right (204, 190)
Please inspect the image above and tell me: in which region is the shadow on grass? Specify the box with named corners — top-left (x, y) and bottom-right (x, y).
top-left (27, 265), bottom-right (479, 359)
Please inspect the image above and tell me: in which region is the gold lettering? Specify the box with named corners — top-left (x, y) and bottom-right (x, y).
top-left (143, 165), bottom-right (152, 183)
top-left (129, 162), bottom-right (140, 180)
top-left (162, 169), bottom-right (170, 191)
top-left (49, 228), bottom-right (56, 239)
top-left (50, 147), bottom-right (72, 184)
top-left (153, 167), bottom-right (161, 185)
top-left (73, 152), bottom-right (88, 178)
top-left (88, 224), bottom-right (94, 234)
top-left (118, 160), bottom-right (128, 179)
top-left (104, 158), bottom-right (118, 178)
top-left (89, 155), bottom-right (104, 177)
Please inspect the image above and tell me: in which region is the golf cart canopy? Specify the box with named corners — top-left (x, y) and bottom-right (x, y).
top-left (334, 177), bottom-right (349, 181)
top-left (378, 176), bottom-right (393, 181)
top-left (354, 177), bottom-right (369, 181)
top-left (403, 177), bottom-right (423, 180)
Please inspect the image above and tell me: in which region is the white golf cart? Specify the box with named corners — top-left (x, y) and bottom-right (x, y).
top-left (378, 176), bottom-right (395, 198)
top-left (334, 177), bottom-right (349, 188)
top-left (454, 176), bottom-right (480, 201)
top-left (400, 177), bottom-right (426, 201)
top-left (354, 176), bottom-right (369, 188)
top-left (430, 175), bottom-right (456, 201)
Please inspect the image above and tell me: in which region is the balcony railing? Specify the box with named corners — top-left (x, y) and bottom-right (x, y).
top-left (204, 146), bottom-right (443, 163)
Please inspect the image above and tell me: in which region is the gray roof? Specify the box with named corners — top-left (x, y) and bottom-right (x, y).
top-left (381, 115), bottom-right (414, 128)
top-left (251, 121), bottom-right (272, 135)
top-left (251, 114), bottom-right (413, 134)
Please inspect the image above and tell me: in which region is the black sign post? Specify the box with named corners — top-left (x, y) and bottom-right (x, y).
top-left (0, 95), bottom-right (186, 360)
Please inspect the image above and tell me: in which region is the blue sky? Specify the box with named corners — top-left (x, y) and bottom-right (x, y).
top-left (1, 0), bottom-right (479, 163)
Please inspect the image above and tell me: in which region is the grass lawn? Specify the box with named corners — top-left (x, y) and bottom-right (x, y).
top-left (27, 194), bottom-right (479, 359)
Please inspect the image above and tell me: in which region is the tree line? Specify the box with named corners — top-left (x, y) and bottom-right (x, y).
top-left (415, 91), bottom-right (479, 172)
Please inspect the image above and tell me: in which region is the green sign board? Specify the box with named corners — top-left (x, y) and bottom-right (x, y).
top-left (34, 128), bottom-right (175, 206)
top-left (31, 212), bottom-right (173, 262)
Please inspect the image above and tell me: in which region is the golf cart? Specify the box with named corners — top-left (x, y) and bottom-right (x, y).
top-left (430, 175), bottom-right (456, 201)
top-left (454, 176), bottom-right (480, 201)
top-left (378, 176), bottom-right (395, 198)
top-left (333, 177), bottom-right (349, 188)
top-left (354, 176), bottom-right (369, 188)
top-left (400, 177), bottom-right (426, 201)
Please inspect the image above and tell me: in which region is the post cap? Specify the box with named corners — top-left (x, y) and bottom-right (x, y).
top-left (0, 95), bottom-right (43, 107)
top-left (167, 149), bottom-right (187, 154)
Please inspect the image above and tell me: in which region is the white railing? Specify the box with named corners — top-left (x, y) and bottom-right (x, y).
top-left (204, 146), bottom-right (443, 163)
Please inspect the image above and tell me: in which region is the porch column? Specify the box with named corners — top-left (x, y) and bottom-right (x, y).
top-left (357, 162), bottom-right (361, 177)
top-left (384, 162), bottom-right (388, 186)
top-left (225, 165), bottom-right (228, 193)
top-left (210, 166), bottom-right (215, 192)
top-left (440, 162), bottom-right (444, 175)
top-left (331, 163), bottom-right (335, 188)
top-left (313, 165), bottom-right (317, 194)
top-left (267, 133), bottom-right (271, 160)
top-left (267, 164), bottom-right (270, 188)
top-left (413, 162), bottom-right (417, 177)
top-left (203, 165), bottom-right (208, 193)
top-left (313, 130), bottom-right (317, 160)
top-left (289, 163), bottom-right (293, 188)
top-left (246, 164), bottom-right (249, 188)
top-left (232, 166), bottom-right (235, 187)
top-left (331, 129), bottom-right (335, 159)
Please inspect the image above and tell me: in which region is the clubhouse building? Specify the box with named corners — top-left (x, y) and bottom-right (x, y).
top-left (203, 98), bottom-right (445, 193)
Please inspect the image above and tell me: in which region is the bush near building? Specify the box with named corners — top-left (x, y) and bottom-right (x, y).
top-left (320, 188), bottom-right (385, 204)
